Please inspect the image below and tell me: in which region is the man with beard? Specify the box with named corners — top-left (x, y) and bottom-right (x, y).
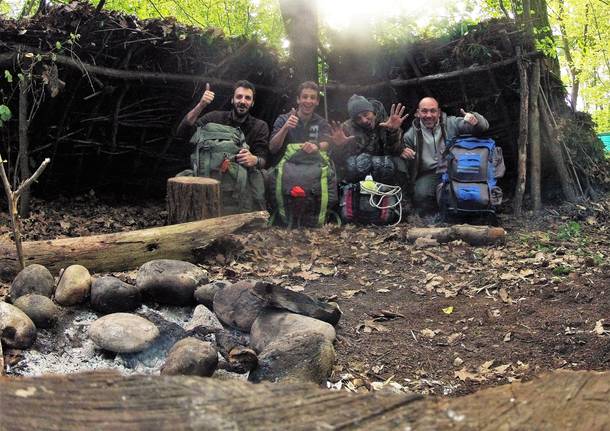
top-left (269, 81), bottom-right (331, 166)
top-left (402, 96), bottom-right (489, 214)
top-left (177, 80), bottom-right (269, 169)
top-left (330, 94), bottom-right (410, 183)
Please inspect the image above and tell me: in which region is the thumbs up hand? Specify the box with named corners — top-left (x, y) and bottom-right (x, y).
top-left (200, 82), bottom-right (215, 107)
top-left (285, 108), bottom-right (299, 129)
top-left (460, 108), bottom-right (478, 126)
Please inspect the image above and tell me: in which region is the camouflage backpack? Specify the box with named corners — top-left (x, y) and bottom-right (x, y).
top-left (188, 122), bottom-right (265, 215)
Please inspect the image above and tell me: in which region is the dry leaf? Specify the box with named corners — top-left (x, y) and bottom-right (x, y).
top-left (493, 364), bottom-right (511, 374)
top-left (377, 288), bottom-right (391, 293)
top-left (437, 287), bottom-right (460, 298)
top-left (447, 333), bottom-right (462, 345)
top-left (358, 320), bottom-right (388, 333)
top-left (426, 275), bottom-right (444, 290)
top-left (342, 289), bottom-right (366, 298)
top-left (454, 368), bottom-right (486, 382)
top-left (499, 288), bottom-right (510, 303)
top-left (519, 268), bottom-right (535, 277)
top-left (372, 365), bottom-right (384, 374)
top-left (593, 319), bottom-right (609, 335)
top-left (478, 360), bottom-right (495, 374)
top-left (312, 266), bottom-right (336, 276)
top-left (294, 271), bottom-right (320, 281)
top-left (285, 285), bottom-right (305, 292)
top-left (420, 328), bottom-right (438, 338)
top-left (503, 332), bottom-right (512, 342)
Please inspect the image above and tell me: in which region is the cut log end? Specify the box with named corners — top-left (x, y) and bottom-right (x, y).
top-left (167, 176), bottom-right (221, 224)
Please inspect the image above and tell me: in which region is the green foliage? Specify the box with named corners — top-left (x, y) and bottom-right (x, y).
top-left (0, 104), bottom-right (11, 127)
top-left (4, 70), bottom-right (13, 83)
top-left (552, 264), bottom-right (573, 276)
top-left (556, 221), bottom-right (582, 241)
top-left (547, 0), bottom-right (609, 132)
top-left (87, 0), bottom-right (285, 49)
top-left (533, 26), bottom-right (556, 57)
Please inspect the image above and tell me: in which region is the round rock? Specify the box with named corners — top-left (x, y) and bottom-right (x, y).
top-left (213, 280), bottom-right (267, 331)
top-left (89, 313), bottom-right (159, 353)
top-left (55, 265), bottom-right (91, 305)
top-left (160, 337), bottom-right (218, 377)
top-left (10, 264), bottom-right (55, 300)
top-left (250, 309), bottom-right (336, 353)
top-left (136, 259), bottom-right (209, 306)
top-left (248, 332), bottom-right (336, 384)
top-left (90, 276), bottom-right (141, 314)
top-left (194, 280), bottom-right (232, 309)
top-left (0, 301), bottom-right (37, 349)
top-left (13, 294), bottom-right (60, 329)
top-left (185, 304), bottom-right (223, 333)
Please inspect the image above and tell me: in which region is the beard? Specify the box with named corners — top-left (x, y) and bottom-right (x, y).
top-left (232, 102), bottom-right (250, 118)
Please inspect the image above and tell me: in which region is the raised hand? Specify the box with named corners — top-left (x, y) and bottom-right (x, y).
top-left (460, 108), bottom-right (478, 126)
top-left (285, 108), bottom-right (299, 129)
top-left (200, 82), bottom-right (215, 107)
top-left (379, 103), bottom-right (409, 130)
top-left (330, 120), bottom-right (354, 146)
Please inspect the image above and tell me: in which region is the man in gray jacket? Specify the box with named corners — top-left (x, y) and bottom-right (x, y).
top-left (402, 97), bottom-right (489, 214)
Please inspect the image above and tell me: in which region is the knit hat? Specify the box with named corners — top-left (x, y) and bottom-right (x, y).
top-left (347, 94), bottom-right (374, 119)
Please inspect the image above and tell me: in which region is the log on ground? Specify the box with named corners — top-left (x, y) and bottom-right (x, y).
top-left (0, 370), bottom-right (608, 430)
top-left (0, 211), bottom-right (268, 280)
top-left (406, 225), bottom-right (506, 245)
top-left (166, 177), bottom-right (221, 224)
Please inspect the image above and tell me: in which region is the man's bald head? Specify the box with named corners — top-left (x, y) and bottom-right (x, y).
top-left (417, 97), bottom-right (441, 129)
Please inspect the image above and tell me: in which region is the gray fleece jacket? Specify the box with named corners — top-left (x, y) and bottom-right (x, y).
top-left (403, 112), bottom-right (489, 175)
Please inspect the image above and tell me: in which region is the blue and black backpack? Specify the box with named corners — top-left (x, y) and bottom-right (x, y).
top-left (437, 136), bottom-right (505, 217)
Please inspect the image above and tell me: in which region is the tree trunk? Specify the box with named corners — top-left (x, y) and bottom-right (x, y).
top-left (558, 2), bottom-right (581, 111)
top-left (18, 80), bottom-right (31, 218)
top-left (538, 93), bottom-right (578, 202)
top-left (513, 47), bottom-right (529, 216)
top-left (528, 59), bottom-right (542, 211)
top-left (1, 370), bottom-right (607, 430)
top-left (406, 225), bottom-right (506, 246)
top-left (0, 211), bottom-right (268, 280)
top-left (167, 177), bottom-right (221, 224)
top-left (279, 0), bottom-right (319, 84)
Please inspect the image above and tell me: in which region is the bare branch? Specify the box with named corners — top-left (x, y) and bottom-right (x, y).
top-left (15, 157), bottom-right (50, 198)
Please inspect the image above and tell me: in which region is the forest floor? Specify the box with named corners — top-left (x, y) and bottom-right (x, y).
top-left (1, 192), bottom-right (609, 397)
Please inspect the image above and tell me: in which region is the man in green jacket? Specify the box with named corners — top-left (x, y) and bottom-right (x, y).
top-left (402, 97), bottom-right (489, 214)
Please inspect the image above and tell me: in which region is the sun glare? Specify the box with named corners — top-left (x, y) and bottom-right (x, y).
top-left (317, 0), bottom-right (475, 31)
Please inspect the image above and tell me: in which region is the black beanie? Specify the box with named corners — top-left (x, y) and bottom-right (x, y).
top-left (347, 94), bottom-right (374, 119)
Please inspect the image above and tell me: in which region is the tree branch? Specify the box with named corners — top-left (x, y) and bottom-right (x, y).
top-left (0, 51), bottom-right (281, 93)
top-left (15, 157), bottom-right (50, 197)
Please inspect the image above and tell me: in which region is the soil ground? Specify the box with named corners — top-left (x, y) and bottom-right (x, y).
top-left (1, 194), bottom-right (609, 397)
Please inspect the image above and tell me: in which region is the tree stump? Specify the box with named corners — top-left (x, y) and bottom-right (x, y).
top-left (166, 177), bottom-right (221, 224)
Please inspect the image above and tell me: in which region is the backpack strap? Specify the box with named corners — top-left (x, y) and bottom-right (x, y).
top-left (193, 141), bottom-right (213, 177)
top-left (275, 144), bottom-right (302, 225)
top-left (317, 152), bottom-right (331, 227)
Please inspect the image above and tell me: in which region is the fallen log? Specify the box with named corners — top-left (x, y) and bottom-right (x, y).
top-left (406, 224), bottom-right (506, 246)
top-left (0, 211), bottom-right (268, 280)
top-left (0, 370), bottom-right (607, 430)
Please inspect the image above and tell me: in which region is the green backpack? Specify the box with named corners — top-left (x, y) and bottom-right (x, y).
top-left (267, 143), bottom-right (338, 227)
top-left (188, 123), bottom-right (265, 215)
